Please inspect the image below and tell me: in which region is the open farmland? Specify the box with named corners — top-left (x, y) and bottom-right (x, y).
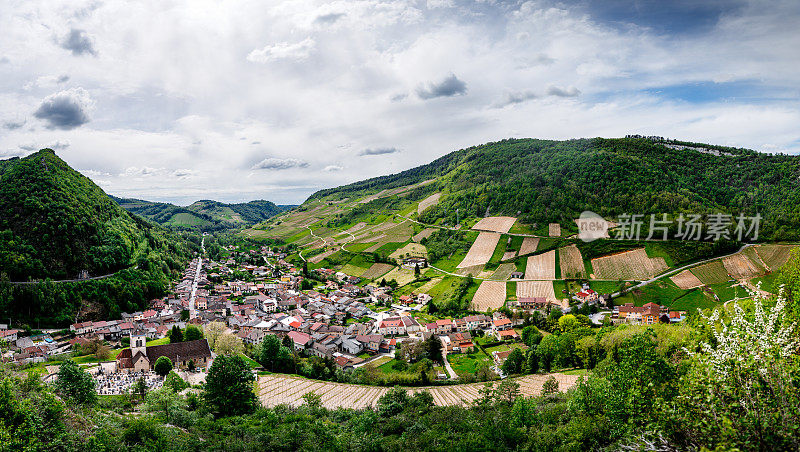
top-left (471, 216), bottom-right (517, 233)
top-left (755, 244), bottom-right (797, 270)
top-left (381, 266), bottom-right (420, 286)
top-left (558, 245), bottom-right (586, 279)
top-left (257, 373), bottom-right (579, 409)
top-left (549, 223), bottom-right (561, 237)
top-left (525, 250), bottom-right (556, 280)
top-left (469, 280), bottom-right (507, 311)
top-left (412, 228), bottom-right (436, 242)
top-left (457, 232), bottom-right (501, 268)
top-left (722, 253), bottom-right (764, 279)
top-left (501, 251), bottom-right (517, 261)
top-left (690, 260), bottom-right (730, 285)
top-left (519, 237), bottom-right (539, 255)
top-left (389, 242), bottom-right (428, 260)
top-left (309, 249), bottom-right (337, 263)
top-left (590, 248), bottom-right (668, 280)
top-left (670, 269), bottom-right (704, 290)
top-left (417, 193), bottom-right (441, 214)
top-left (361, 263), bottom-right (395, 279)
top-left (516, 281), bottom-right (557, 301)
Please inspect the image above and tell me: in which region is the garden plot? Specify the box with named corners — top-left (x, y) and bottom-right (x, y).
top-left (670, 269), bottom-right (704, 290)
top-left (381, 266), bottom-right (420, 286)
top-left (590, 248), bottom-right (668, 281)
top-left (558, 245), bottom-right (586, 279)
top-left (361, 263), bottom-right (395, 280)
top-left (457, 232), bottom-right (501, 268)
top-left (525, 250), bottom-right (556, 280)
top-left (722, 253), bottom-right (764, 280)
top-left (258, 373), bottom-right (579, 409)
top-left (690, 261), bottom-right (730, 285)
top-left (548, 223), bottom-right (561, 237)
top-left (471, 216), bottom-right (517, 233)
top-left (519, 237), bottom-right (539, 255)
top-left (490, 263), bottom-right (517, 280)
top-left (516, 281), bottom-right (557, 301)
top-left (469, 281), bottom-right (507, 311)
top-left (755, 244), bottom-right (797, 270)
top-left (417, 193), bottom-right (441, 214)
top-left (412, 228), bottom-right (436, 242)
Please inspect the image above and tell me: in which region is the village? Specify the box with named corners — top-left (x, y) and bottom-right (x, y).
top-left (0, 236), bottom-right (690, 395)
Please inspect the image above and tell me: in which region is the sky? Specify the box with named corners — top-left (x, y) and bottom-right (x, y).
top-left (1, 0), bottom-right (799, 205)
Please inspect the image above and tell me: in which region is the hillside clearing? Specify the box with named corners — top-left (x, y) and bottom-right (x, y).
top-left (471, 216), bottom-right (517, 233)
top-left (690, 260), bottom-right (730, 285)
top-left (417, 193), bottom-right (441, 214)
top-left (722, 253), bottom-right (764, 279)
top-left (490, 263), bottom-right (517, 280)
top-left (469, 281), bottom-right (507, 311)
top-left (548, 223), bottom-right (561, 237)
top-left (525, 250), bottom-right (556, 280)
top-left (389, 242), bottom-right (428, 260)
top-left (755, 244), bottom-right (797, 271)
top-left (412, 228), bottom-right (436, 242)
top-left (457, 232), bottom-right (501, 268)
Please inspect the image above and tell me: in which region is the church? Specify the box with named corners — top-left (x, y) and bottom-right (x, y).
top-left (116, 333), bottom-right (212, 372)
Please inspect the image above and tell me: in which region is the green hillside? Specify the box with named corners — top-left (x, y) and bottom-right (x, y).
top-left (0, 149), bottom-right (193, 326)
top-left (113, 196), bottom-right (292, 230)
top-left (308, 137), bottom-right (800, 240)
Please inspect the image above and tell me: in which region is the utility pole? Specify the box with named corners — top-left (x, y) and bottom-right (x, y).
top-left (456, 208), bottom-right (459, 227)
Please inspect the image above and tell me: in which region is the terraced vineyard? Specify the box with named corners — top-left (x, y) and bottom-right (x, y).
top-left (257, 373), bottom-right (580, 409)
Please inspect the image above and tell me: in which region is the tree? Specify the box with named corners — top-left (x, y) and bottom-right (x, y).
top-left (523, 348), bottom-right (539, 374)
top-left (203, 321), bottom-right (225, 349)
top-left (153, 356), bottom-right (173, 377)
top-left (542, 376), bottom-right (559, 395)
top-left (163, 371), bottom-right (188, 392)
top-left (282, 334), bottom-right (293, 348)
top-left (501, 348), bottom-right (524, 375)
top-left (214, 333), bottom-right (243, 356)
top-left (521, 325), bottom-right (543, 348)
top-left (55, 359), bottom-right (96, 405)
top-left (414, 263), bottom-right (420, 276)
top-left (257, 335), bottom-right (282, 370)
top-left (423, 335), bottom-right (442, 363)
top-left (184, 324), bottom-right (203, 341)
top-left (168, 325), bottom-right (183, 343)
top-left (203, 355), bottom-right (257, 418)
top-left (131, 376), bottom-right (148, 402)
top-left (95, 343), bottom-right (111, 361)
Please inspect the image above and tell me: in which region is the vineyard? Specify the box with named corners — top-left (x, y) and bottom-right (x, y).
top-left (525, 250), bottom-right (556, 280)
top-left (257, 373), bottom-right (580, 409)
top-left (417, 193), bottom-right (441, 214)
top-left (670, 269), bottom-right (704, 290)
top-left (519, 237), bottom-right (539, 255)
top-left (516, 281), bottom-right (557, 301)
top-left (471, 216), bottom-right (517, 233)
top-left (469, 280), bottom-right (507, 311)
top-left (457, 232), bottom-right (501, 268)
top-left (590, 248), bottom-right (668, 280)
top-left (558, 245), bottom-right (586, 279)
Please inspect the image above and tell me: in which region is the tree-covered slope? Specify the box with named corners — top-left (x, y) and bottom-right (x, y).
top-left (0, 149), bottom-right (187, 281)
top-left (113, 196), bottom-right (292, 230)
top-left (308, 137), bottom-right (800, 240)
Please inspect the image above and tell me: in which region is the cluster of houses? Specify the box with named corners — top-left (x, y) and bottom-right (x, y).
top-left (612, 302), bottom-right (686, 324)
top-left (378, 312), bottom-right (521, 344)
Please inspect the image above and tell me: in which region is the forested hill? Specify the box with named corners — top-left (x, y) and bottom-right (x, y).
top-left (113, 196), bottom-right (293, 230)
top-left (308, 137), bottom-right (800, 240)
top-left (0, 149), bottom-right (189, 281)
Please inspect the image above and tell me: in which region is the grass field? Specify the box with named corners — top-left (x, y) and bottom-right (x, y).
top-left (389, 242), bottom-right (428, 260)
top-left (448, 350), bottom-right (492, 375)
top-left (361, 263), bottom-right (395, 280)
top-left (690, 260), bottom-right (730, 285)
top-left (381, 266), bottom-right (423, 286)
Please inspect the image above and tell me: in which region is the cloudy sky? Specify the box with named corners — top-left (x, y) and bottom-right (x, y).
top-left (1, 0), bottom-right (799, 205)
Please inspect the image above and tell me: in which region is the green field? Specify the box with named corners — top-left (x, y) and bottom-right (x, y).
top-left (691, 261), bottom-right (731, 285)
top-left (448, 349), bottom-right (491, 375)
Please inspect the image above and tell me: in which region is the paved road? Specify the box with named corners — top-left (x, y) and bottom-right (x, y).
top-left (188, 236), bottom-right (205, 320)
top-left (441, 345), bottom-right (458, 379)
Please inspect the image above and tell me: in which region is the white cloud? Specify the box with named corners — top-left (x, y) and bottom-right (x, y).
top-left (323, 164), bottom-right (343, 171)
top-left (247, 38), bottom-right (315, 63)
top-left (251, 157), bottom-right (310, 170)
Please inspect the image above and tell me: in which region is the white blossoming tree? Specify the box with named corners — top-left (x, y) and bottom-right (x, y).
top-left (668, 285), bottom-right (800, 450)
